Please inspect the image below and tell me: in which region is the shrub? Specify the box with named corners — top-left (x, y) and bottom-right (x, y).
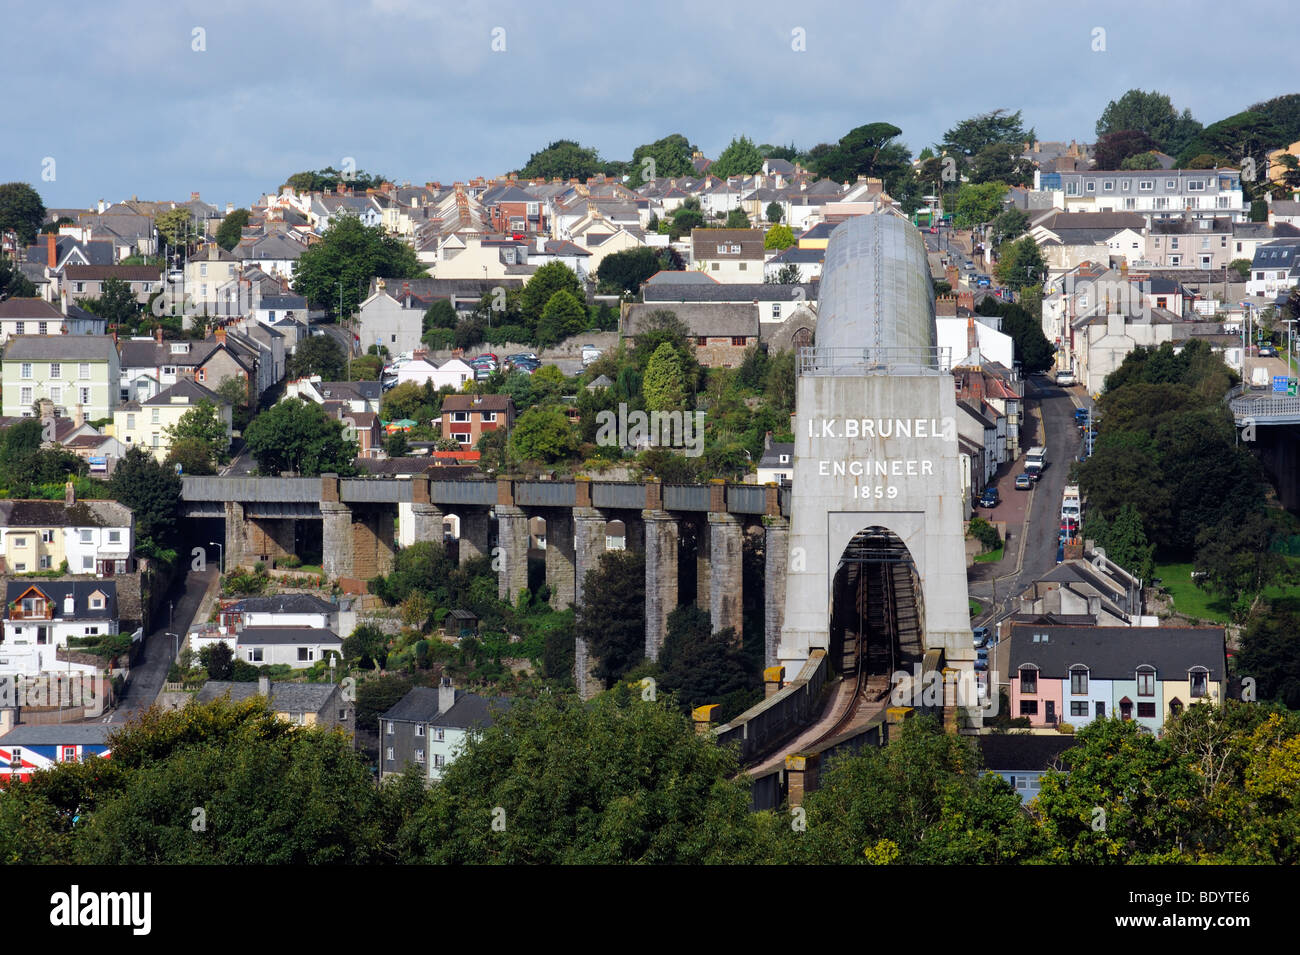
top-left (968, 517), bottom-right (1001, 553)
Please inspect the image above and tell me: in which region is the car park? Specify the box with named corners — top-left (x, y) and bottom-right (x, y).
top-left (1015, 473), bottom-right (1032, 490)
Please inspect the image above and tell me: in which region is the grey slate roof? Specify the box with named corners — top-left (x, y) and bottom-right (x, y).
top-left (643, 281), bottom-right (819, 303)
top-left (0, 499), bottom-right (132, 529)
top-left (196, 680), bottom-right (339, 712)
top-left (236, 627), bottom-right (342, 646)
top-left (0, 724), bottom-right (110, 746)
top-left (1007, 624), bottom-right (1224, 681)
top-left (380, 686), bottom-right (511, 729)
top-left (4, 580), bottom-right (118, 620)
top-left (3, 335), bottom-right (118, 361)
top-left (976, 734), bottom-right (1076, 771)
top-left (142, 378), bottom-right (225, 406)
top-left (227, 594), bottom-right (335, 615)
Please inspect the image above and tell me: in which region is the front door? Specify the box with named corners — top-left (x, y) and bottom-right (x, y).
top-left (1045, 700), bottom-right (1056, 724)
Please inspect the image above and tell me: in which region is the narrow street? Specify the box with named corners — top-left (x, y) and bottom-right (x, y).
top-left (968, 375), bottom-right (1085, 628)
top-left (106, 566), bottom-right (218, 724)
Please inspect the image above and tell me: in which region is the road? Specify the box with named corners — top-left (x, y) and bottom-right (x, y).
top-left (107, 566), bottom-right (218, 724)
top-left (968, 375), bottom-right (1084, 626)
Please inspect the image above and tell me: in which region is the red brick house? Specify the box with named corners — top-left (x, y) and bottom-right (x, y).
top-left (440, 394), bottom-right (515, 448)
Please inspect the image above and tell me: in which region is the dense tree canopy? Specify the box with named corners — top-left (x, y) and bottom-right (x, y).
top-left (1095, 90), bottom-right (1202, 156)
top-left (0, 182), bottom-right (46, 244)
top-left (242, 398), bottom-right (359, 476)
top-left (516, 140), bottom-right (604, 181)
top-left (942, 110), bottom-right (1033, 174)
top-left (292, 215), bottom-right (426, 316)
top-left (1092, 129), bottom-right (1160, 170)
top-left (215, 208), bottom-right (250, 251)
top-left (289, 333), bottom-right (347, 381)
top-left (107, 446), bottom-right (182, 547)
top-left (709, 135), bottom-right (764, 179)
top-left (628, 133), bottom-right (697, 186)
top-left (574, 550), bottom-right (646, 686)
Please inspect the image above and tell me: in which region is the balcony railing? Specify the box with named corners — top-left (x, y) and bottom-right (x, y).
top-left (7, 605), bottom-right (54, 620)
top-left (798, 346), bottom-right (949, 377)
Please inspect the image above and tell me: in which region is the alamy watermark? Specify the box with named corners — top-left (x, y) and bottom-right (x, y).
top-left (0, 673), bottom-right (106, 717)
top-left (595, 402), bottom-right (705, 457)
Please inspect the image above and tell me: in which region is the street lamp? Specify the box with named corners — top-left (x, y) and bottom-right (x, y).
top-left (208, 540), bottom-right (224, 574)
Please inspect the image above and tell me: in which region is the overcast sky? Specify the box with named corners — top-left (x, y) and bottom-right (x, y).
top-left (5, 0), bottom-right (1299, 211)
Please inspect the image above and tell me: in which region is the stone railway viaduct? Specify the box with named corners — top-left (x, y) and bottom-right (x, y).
top-left (181, 474), bottom-right (791, 696)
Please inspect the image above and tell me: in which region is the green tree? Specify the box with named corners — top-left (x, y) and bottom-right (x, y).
top-left (783, 715), bottom-right (1034, 864)
top-left (970, 142), bottom-right (1034, 186)
top-left (292, 215), bottom-right (426, 316)
top-left (808, 122), bottom-right (910, 187)
top-left (1120, 151), bottom-right (1162, 170)
top-left (767, 262), bottom-right (802, 285)
top-left (975, 295), bottom-right (1054, 373)
top-left (764, 224), bottom-right (795, 250)
top-left (765, 201), bottom-right (784, 224)
top-left (1096, 89), bottom-right (1201, 155)
top-left (1097, 502), bottom-right (1156, 580)
top-left (595, 246), bottom-right (677, 296)
top-left (283, 167), bottom-right (388, 194)
top-left (199, 641), bottom-right (234, 680)
top-left (1093, 129), bottom-right (1159, 170)
top-left (952, 182), bottom-right (1007, 228)
top-left (942, 110), bottom-right (1033, 175)
top-left (344, 624), bottom-right (390, 670)
top-left (383, 431), bottom-right (410, 457)
top-left (155, 207), bottom-right (202, 251)
top-left (1238, 607), bottom-right (1300, 708)
top-left (166, 436), bottom-right (217, 476)
top-left (216, 375), bottom-right (253, 432)
top-left (520, 261), bottom-right (584, 324)
top-left (628, 133), bottom-right (696, 186)
top-left (0, 417), bottom-right (83, 493)
top-left (164, 399), bottom-right (229, 467)
top-left (709, 135), bottom-right (764, 179)
top-left (991, 207), bottom-right (1029, 245)
top-left (575, 550), bottom-right (646, 686)
top-left (1, 251), bottom-right (37, 299)
top-left (400, 690), bottom-right (770, 864)
top-left (657, 606), bottom-right (760, 720)
top-left (508, 406), bottom-right (578, 464)
top-left (215, 209), bottom-right (250, 251)
top-left (993, 235), bottom-right (1046, 290)
top-left (669, 198), bottom-right (706, 240)
top-left (289, 334), bottom-right (347, 381)
top-left (535, 290), bottom-right (587, 347)
top-left (107, 446), bottom-right (182, 547)
top-left (77, 277), bottom-right (139, 329)
top-left (516, 139), bottom-right (603, 181)
top-left (1193, 510), bottom-right (1283, 617)
top-left (71, 698), bottom-right (386, 864)
top-left (643, 342), bottom-right (687, 412)
top-left (0, 182), bottom-right (46, 244)
top-left (242, 399), bottom-right (359, 476)
top-left (1228, 258), bottom-right (1252, 282)
top-left (724, 208), bottom-right (750, 229)
top-left (423, 299), bottom-right (457, 331)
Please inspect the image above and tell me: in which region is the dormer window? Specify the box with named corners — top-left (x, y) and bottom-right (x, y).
top-left (1137, 667), bottom-right (1156, 696)
top-left (1189, 668), bottom-right (1209, 698)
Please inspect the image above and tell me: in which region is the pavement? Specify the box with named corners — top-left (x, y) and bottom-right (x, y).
top-left (104, 566), bottom-right (219, 724)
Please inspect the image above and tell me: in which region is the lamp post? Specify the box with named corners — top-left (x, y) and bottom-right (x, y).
top-left (208, 540), bottom-right (224, 575)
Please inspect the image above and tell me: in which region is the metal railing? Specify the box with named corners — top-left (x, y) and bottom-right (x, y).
top-left (798, 345), bottom-right (949, 377)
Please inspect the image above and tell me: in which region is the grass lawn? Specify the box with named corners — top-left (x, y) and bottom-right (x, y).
top-left (969, 598), bottom-right (983, 617)
top-left (974, 546), bottom-right (1004, 564)
top-left (1157, 558), bottom-right (1300, 624)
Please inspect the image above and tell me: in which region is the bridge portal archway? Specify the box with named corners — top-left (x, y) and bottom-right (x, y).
top-left (829, 526), bottom-right (924, 682)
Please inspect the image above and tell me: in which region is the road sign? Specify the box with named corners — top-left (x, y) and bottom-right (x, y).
top-left (1273, 375), bottom-right (1288, 393)
top-left (1290, 378), bottom-right (1298, 397)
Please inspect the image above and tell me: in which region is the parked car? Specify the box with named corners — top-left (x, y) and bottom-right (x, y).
top-left (975, 648), bottom-right (989, 671)
top-left (975, 275), bottom-right (992, 289)
top-left (979, 486), bottom-right (1000, 508)
top-left (972, 626), bottom-right (990, 649)
top-left (1015, 473), bottom-right (1032, 490)
top-left (1074, 407), bottom-right (1090, 423)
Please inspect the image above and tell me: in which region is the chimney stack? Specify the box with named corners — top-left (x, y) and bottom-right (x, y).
top-left (64, 593), bottom-right (76, 617)
top-left (46, 231), bottom-right (56, 267)
top-left (65, 480), bottom-right (75, 505)
top-left (155, 326), bottom-right (163, 344)
top-left (215, 327), bottom-right (226, 345)
top-left (258, 675), bottom-right (272, 698)
top-left (73, 404), bottom-right (84, 428)
top-left (438, 676), bottom-right (456, 714)
top-left (60, 287), bottom-right (68, 316)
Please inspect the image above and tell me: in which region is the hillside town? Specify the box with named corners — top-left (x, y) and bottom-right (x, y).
top-left (2, 81), bottom-right (1300, 879)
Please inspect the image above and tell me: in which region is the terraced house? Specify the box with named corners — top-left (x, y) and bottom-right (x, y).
top-left (1, 335), bottom-right (119, 420)
top-left (1008, 624), bottom-right (1225, 734)
top-left (0, 494), bottom-right (134, 577)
